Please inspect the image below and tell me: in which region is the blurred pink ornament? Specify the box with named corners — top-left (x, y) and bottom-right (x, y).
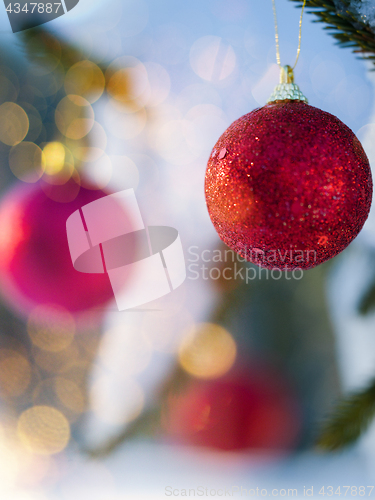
top-left (0, 178), bottom-right (135, 319)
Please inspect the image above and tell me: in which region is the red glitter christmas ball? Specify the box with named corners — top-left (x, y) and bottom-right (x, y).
top-left (205, 101), bottom-right (372, 270)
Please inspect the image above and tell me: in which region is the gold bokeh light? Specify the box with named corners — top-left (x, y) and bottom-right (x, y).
top-left (9, 141), bottom-right (45, 183)
top-left (178, 323), bottom-right (237, 379)
top-left (55, 377), bottom-right (85, 414)
top-left (42, 143), bottom-right (75, 186)
top-left (33, 342), bottom-right (79, 374)
top-left (32, 377), bottom-right (85, 418)
top-left (65, 60), bottom-right (105, 103)
top-left (0, 102), bottom-right (29, 146)
top-left (43, 141), bottom-right (66, 175)
top-left (27, 304), bottom-right (75, 353)
top-left (68, 120), bottom-right (107, 163)
top-left (106, 57), bottom-right (149, 110)
top-left (55, 95), bottom-right (94, 140)
top-left (0, 349), bottom-right (31, 399)
top-left (107, 69), bottom-right (132, 103)
top-left (17, 406), bottom-right (70, 455)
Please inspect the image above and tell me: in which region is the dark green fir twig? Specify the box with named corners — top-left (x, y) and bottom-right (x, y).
top-left (317, 378), bottom-right (375, 450)
top-left (290, 0), bottom-right (375, 65)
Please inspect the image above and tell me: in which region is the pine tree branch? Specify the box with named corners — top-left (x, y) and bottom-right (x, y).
top-left (317, 378), bottom-right (375, 450)
top-left (290, 0), bottom-right (375, 64)
top-left (358, 281), bottom-right (375, 314)
top-left (21, 27), bottom-right (82, 70)
top-left (20, 26), bottom-right (108, 74)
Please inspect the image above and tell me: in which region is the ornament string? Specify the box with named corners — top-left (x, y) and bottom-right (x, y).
top-left (272, 0), bottom-right (307, 69)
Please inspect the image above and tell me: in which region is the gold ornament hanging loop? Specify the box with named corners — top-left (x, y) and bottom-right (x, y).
top-left (268, 0), bottom-right (308, 104)
top-left (280, 64), bottom-right (294, 84)
top-left (271, 0), bottom-right (307, 70)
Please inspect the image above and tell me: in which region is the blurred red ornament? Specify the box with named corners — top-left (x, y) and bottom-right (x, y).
top-left (0, 178), bottom-right (124, 318)
top-left (163, 368), bottom-right (301, 452)
top-left (205, 101), bottom-right (372, 270)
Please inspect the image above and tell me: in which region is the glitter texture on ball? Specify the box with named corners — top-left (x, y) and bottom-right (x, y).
top-left (205, 101), bottom-right (373, 270)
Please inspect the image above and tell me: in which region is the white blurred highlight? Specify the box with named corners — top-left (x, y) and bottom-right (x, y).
top-left (251, 64), bottom-right (279, 105)
top-left (190, 36), bottom-right (236, 82)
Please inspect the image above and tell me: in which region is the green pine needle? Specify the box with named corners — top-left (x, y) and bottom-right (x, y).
top-left (290, 0), bottom-right (375, 64)
top-left (317, 379), bottom-right (375, 450)
top-left (358, 281), bottom-right (375, 315)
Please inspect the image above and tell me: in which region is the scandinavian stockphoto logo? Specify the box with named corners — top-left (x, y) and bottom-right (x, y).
top-left (66, 189), bottom-right (187, 311)
top-left (4, 0), bottom-right (79, 33)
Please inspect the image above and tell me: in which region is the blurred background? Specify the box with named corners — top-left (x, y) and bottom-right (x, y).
top-left (0, 0), bottom-right (374, 498)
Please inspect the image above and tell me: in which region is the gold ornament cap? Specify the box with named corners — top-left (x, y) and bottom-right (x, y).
top-left (267, 65), bottom-right (308, 104)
